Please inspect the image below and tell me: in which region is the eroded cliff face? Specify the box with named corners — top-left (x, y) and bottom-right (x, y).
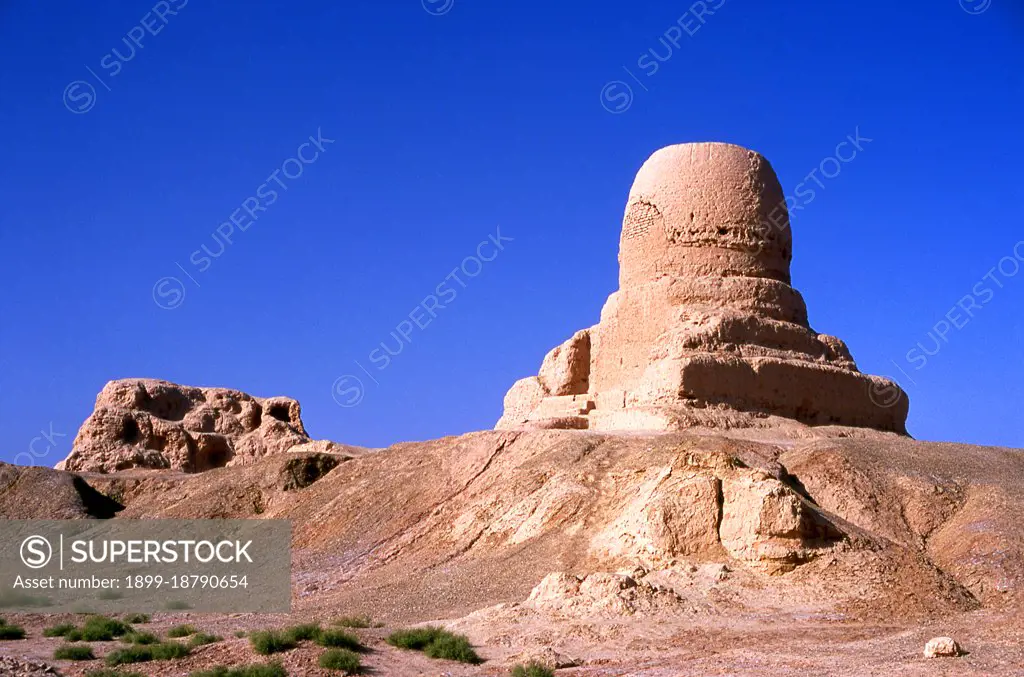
top-left (497, 142), bottom-right (908, 434)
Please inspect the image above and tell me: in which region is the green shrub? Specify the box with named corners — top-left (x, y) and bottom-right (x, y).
top-left (249, 630), bottom-right (296, 655)
top-left (151, 641), bottom-right (191, 660)
top-left (167, 623), bottom-right (197, 637)
top-left (0, 624), bottom-right (27, 639)
top-left (234, 630), bottom-right (247, 638)
top-left (54, 644), bottom-right (96, 660)
top-left (122, 613), bottom-right (150, 624)
top-left (387, 626), bottom-right (480, 664)
top-left (43, 622), bottom-right (77, 638)
top-left (86, 670), bottom-right (147, 677)
top-left (65, 628), bottom-right (84, 641)
top-left (190, 662), bottom-right (287, 677)
top-left (423, 632), bottom-right (481, 664)
top-left (188, 632), bottom-right (222, 647)
top-left (105, 641), bottom-right (190, 665)
top-left (284, 623), bottom-right (321, 642)
top-left (122, 631), bottom-right (160, 645)
top-left (105, 645), bottom-right (153, 666)
top-left (82, 615), bottom-right (131, 641)
top-left (511, 662), bottom-right (555, 677)
top-left (386, 626), bottom-right (445, 650)
top-left (316, 629), bottom-right (363, 651)
top-left (332, 615), bottom-right (373, 628)
top-left (319, 648), bottom-right (361, 672)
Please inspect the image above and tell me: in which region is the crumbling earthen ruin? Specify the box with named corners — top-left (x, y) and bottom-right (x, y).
top-left (58, 378), bottom-right (314, 473)
top-left (497, 142), bottom-right (908, 433)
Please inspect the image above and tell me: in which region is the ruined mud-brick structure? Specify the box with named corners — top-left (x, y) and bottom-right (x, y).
top-left (497, 142), bottom-right (908, 433)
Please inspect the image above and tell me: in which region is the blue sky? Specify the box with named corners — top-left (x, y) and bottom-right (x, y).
top-left (1, 0), bottom-right (1022, 466)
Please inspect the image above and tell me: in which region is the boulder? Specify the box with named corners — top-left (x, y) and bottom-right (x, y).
top-left (923, 636), bottom-right (962, 658)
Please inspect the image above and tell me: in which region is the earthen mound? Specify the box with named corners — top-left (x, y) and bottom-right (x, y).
top-left (4, 427), bottom-right (1023, 675)
top-left (0, 462), bottom-right (122, 518)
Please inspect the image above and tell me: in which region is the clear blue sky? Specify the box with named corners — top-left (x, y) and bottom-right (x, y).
top-left (1, 0), bottom-right (1022, 466)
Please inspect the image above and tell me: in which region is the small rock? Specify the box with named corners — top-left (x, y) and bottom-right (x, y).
top-left (923, 636), bottom-right (962, 658)
top-left (516, 646), bottom-right (581, 669)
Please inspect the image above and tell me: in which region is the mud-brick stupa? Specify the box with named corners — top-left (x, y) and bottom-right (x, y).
top-left (497, 142), bottom-right (908, 434)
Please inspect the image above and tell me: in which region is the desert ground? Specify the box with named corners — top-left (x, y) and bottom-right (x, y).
top-left (2, 426), bottom-right (1023, 675)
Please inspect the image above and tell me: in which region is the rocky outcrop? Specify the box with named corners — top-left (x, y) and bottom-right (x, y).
top-left (497, 142), bottom-right (908, 434)
top-left (57, 379), bottom-right (315, 473)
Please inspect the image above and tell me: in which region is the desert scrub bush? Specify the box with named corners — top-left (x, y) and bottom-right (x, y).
top-left (234, 630), bottom-right (247, 638)
top-left (0, 622), bottom-right (27, 639)
top-left (512, 662), bottom-right (555, 677)
top-left (283, 622), bottom-right (321, 642)
top-left (188, 631), bottom-right (222, 647)
top-left (81, 614), bottom-right (131, 641)
top-left (423, 632), bottom-right (481, 663)
top-left (53, 644), bottom-right (96, 660)
top-left (43, 622), bottom-right (78, 637)
top-left (315, 628), bottom-right (363, 651)
top-left (85, 670), bottom-right (146, 677)
top-left (319, 648), bottom-right (362, 672)
top-left (152, 641), bottom-right (191, 660)
top-left (249, 629), bottom-right (296, 655)
top-left (167, 623), bottom-right (197, 637)
top-left (122, 630), bottom-right (160, 644)
top-left (387, 626), bottom-right (481, 663)
top-left (104, 641), bottom-right (191, 665)
top-left (332, 615), bottom-right (373, 628)
top-left (122, 613), bottom-right (150, 624)
top-left (105, 645), bottom-right (153, 666)
top-left (190, 663), bottom-right (287, 677)
top-left (386, 626), bottom-right (445, 650)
